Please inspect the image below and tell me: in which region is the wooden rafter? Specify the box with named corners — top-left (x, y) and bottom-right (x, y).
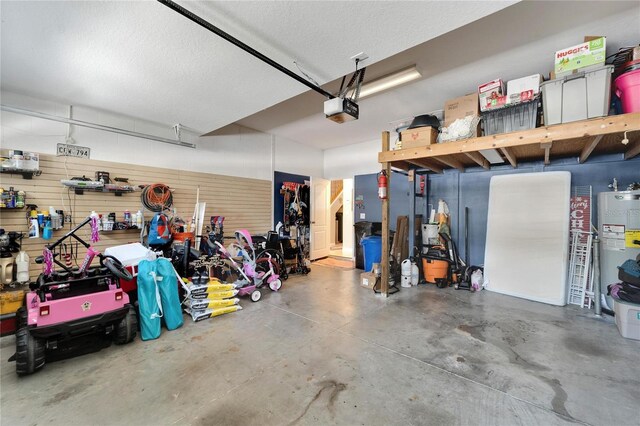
top-left (390, 160), bottom-right (412, 171)
top-left (464, 151), bottom-right (490, 169)
top-left (579, 135), bottom-right (604, 163)
top-left (500, 147), bottom-right (517, 168)
top-left (407, 159), bottom-right (444, 174)
top-left (624, 140), bottom-right (640, 160)
top-left (541, 142), bottom-right (553, 165)
top-left (433, 155), bottom-right (465, 172)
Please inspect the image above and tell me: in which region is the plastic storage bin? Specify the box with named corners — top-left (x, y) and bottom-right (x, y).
top-left (361, 236), bottom-right (382, 273)
top-left (615, 69), bottom-right (640, 113)
top-left (482, 98), bottom-right (539, 135)
top-left (540, 65), bottom-right (613, 125)
top-left (613, 297), bottom-right (640, 340)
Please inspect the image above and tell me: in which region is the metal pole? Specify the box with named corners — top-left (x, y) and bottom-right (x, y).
top-left (593, 233), bottom-right (601, 316)
top-left (1, 105), bottom-right (196, 148)
top-left (464, 207), bottom-right (469, 265)
top-left (157, 0), bottom-right (335, 100)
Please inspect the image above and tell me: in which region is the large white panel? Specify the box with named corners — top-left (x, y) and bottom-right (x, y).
top-left (484, 172), bottom-right (571, 306)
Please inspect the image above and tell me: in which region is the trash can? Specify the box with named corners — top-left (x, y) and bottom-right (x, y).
top-left (354, 221), bottom-right (382, 269)
top-left (361, 236), bottom-right (382, 273)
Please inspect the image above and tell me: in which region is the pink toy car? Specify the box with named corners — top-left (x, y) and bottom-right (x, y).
top-left (10, 217), bottom-right (136, 375)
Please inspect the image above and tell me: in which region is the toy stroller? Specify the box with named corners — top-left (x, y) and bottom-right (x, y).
top-left (214, 230), bottom-right (282, 302)
top-left (200, 216), bottom-right (225, 257)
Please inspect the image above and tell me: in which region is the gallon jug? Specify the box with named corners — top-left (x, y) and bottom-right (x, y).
top-left (49, 207), bottom-right (60, 230)
top-left (401, 259), bottom-right (412, 288)
top-left (16, 251), bottom-right (29, 283)
top-left (136, 211), bottom-right (143, 229)
top-left (411, 259), bottom-right (419, 286)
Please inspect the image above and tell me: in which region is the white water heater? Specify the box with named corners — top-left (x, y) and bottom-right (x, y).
top-left (598, 190), bottom-right (640, 307)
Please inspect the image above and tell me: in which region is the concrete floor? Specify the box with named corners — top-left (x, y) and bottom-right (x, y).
top-left (1, 264), bottom-right (639, 426)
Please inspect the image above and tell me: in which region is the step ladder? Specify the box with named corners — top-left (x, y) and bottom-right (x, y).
top-left (567, 230), bottom-right (593, 307)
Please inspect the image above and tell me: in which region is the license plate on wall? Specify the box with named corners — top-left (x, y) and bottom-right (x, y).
top-left (56, 143), bottom-right (91, 159)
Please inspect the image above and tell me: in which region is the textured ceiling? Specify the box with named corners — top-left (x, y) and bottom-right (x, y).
top-left (235, 1), bottom-right (640, 149)
top-left (0, 1), bottom-right (515, 134)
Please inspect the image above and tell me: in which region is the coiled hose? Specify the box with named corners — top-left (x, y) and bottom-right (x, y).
top-left (141, 184), bottom-right (173, 212)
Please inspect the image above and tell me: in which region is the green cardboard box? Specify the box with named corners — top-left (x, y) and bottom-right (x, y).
top-left (554, 37), bottom-right (606, 74)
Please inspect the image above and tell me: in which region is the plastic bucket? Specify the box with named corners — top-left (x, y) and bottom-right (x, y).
top-left (172, 232), bottom-right (195, 243)
top-left (361, 236), bottom-right (382, 272)
top-left (615, 69), bottom-right (640, 113)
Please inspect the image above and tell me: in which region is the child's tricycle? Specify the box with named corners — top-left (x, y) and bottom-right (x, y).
top-left (213, 230), bottom-right (283, 302)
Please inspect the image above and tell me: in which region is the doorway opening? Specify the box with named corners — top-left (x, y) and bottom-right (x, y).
top-left (329, 178), bottom-right (354, 260)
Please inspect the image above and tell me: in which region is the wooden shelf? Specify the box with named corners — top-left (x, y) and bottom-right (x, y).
top-left (0, 169), bottom-right (42, 179)
top-left (379, 113), bottom-right (640, 172)
top-left (70, 187), bottom-right (135, 196)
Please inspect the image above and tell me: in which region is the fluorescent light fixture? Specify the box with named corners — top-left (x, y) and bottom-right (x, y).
top-left (349, 66), bottom-right (422, 99)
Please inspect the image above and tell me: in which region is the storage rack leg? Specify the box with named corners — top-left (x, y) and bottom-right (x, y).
top-left (381, 132), bottom-right (391, 296)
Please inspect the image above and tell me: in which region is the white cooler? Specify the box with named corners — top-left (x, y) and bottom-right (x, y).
top-left (613, 297), bottom-right (640, 340)
top-left (104, 243), bottom-right (156, 294)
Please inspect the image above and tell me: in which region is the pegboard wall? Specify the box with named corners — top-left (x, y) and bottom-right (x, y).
top-left (0, 151), bottom-right (271, 281)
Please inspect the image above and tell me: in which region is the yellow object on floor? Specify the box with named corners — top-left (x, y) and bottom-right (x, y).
top-left (0, 287), bottom-right (26, 315)
top-left (186, 298), bottom-right (239, 310)
top-left (187, 282), bottom-right (236, 293)
top-left (186, 305), bottom-right (242, 322)
top-left (189, 289), bottom-right (239, 300)
top-left (204, 282), bottom-right (236, 291)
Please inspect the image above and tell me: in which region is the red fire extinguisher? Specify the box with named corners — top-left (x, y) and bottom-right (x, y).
top-left (378, 170), bottom-right (388, 200)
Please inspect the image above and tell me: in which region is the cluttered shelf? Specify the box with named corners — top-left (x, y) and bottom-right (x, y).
top-left (378, 112), bottom-right (640, 172)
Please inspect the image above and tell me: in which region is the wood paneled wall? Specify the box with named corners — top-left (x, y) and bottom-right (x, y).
top-left (0, 152), bottom-right (271, 281)
top-left (330, 179), bottom-right (343, 204)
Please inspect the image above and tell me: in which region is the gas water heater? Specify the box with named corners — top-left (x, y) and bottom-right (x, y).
top-left (598, 190), bottom-right (640, 307)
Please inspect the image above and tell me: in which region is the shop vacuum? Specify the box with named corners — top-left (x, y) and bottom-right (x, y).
top-left (421, 233), bottom-right (468, 289)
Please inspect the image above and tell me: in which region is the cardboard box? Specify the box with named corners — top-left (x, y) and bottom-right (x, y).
top-left (554, 36), bottom-right (606, 74)
top-left (360, 272), bottom-right (378, 289)
top-left (444, 93), bottom-right (479, 126)
top-left (400, 126), bottom-right (437, 149)
top-left (478, 79), bottom-right (506, 111)
top-left (506, 74), bottom-right (543, 104)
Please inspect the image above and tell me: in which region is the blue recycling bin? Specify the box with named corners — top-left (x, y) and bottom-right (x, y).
top-left (361, 236), bottom-right (382, 272)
